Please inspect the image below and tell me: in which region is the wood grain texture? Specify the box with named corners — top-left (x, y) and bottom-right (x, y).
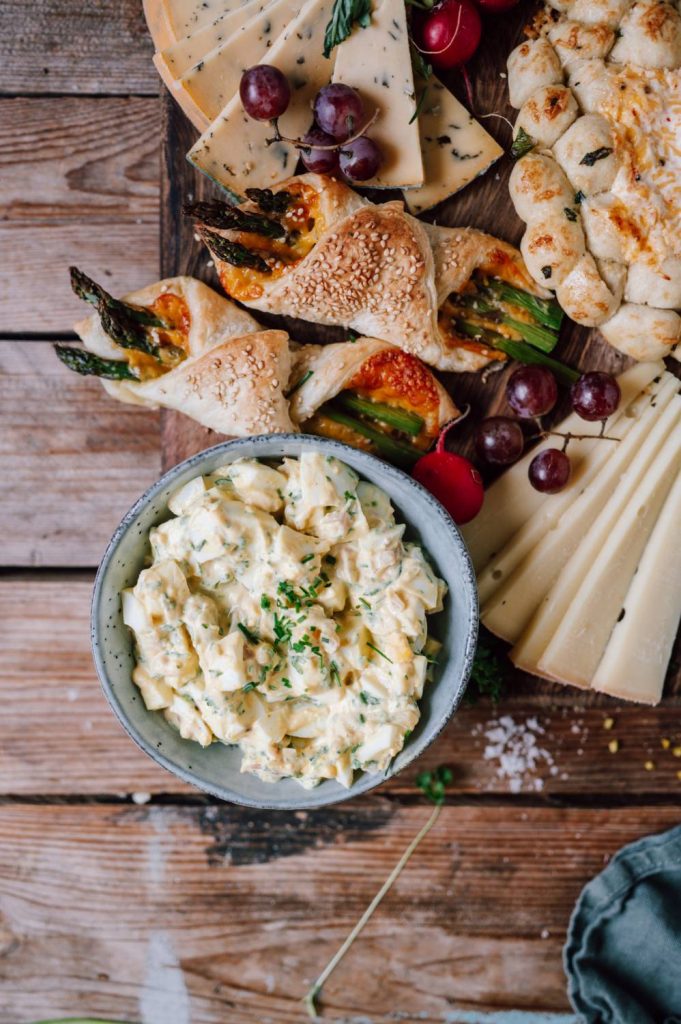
top-left (0, 1), bottom-right (156, 95)
top-left (0, 343), bottom-right (161, 567)
top-left (3, 577), bottom-right (680, 797)
top-left (0, 801), bottom-right (678, 1021)
top-left (0, 96), bottom-right (160, 333)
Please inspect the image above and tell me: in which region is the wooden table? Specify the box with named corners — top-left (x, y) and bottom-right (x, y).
top-left (1, 3), bottom-right (679, 1021)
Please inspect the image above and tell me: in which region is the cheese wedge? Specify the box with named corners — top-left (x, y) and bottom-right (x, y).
top-left (155, 0), bottom-right (265, 80)
top-left (161, 0), bottom-right (252, 40)
top-left (189, 0), bottom-right (334, 197)
top-left (483, 377), bottom-right (679, 642)
top-left (403, 75), bottom-right (503, 215)
top-left (163, 0), bottom-right (303, 131)
top-left (537, 420), bottom-right (681, 687)
top-left (144, 0), bottom-right (175, 49)
top-left (511, 395), bottom-right (681, 675)
top-left (332, 0), bottom-right (423, 189)
top-left (476, 375), bottom-right (674, 607)
top-left (460, 361), bottom-right (664, 572)
top-left (592, 468), bottom-right (681, 705)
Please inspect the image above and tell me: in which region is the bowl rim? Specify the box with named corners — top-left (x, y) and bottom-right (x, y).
top-left (91, 433), bottom-right (478, 809)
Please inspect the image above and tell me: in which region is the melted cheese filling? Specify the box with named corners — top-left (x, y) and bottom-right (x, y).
top-left (123, 453), bottom-right (446, 789)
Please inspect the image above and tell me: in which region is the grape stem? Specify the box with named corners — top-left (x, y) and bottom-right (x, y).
top-left (537, 429), bottom-right (621, 447)
top-left (266, 108), bottom-right (379, 152)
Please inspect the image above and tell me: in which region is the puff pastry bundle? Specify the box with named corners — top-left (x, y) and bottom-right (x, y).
top-left (187, 173), bottom-right (559, 375)
top-left (56, 271), bottom-right (457, 463)
top-left (507, 0), bottom-right (681, 359)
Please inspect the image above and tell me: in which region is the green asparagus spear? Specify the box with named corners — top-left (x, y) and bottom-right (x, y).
top-left (452, 319), bottom-right (578, 383)
top-left (69, 267), bottom-right (167, 329)
top-left (183, 200), bottom-right (285, 239)
top-left (202, 231), bottom-right (272, 274)
top-left (98, 302), bottom-right (160, 357)
top-left (335, 392), bottom-right (425, 437)
top-left (455, 294), bottom-right (558, 353)
top-left (322, 405), bottom-right (422, 467)
top-left (483, 278), bottom-right (563, 331)
top-left (54, 345), bottom-right (138, 381)
top-left (244, 187), bottom-right (294, 215)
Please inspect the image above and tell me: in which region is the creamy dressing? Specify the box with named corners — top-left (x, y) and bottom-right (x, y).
top-left (123, 453), bottom-right (447, 788)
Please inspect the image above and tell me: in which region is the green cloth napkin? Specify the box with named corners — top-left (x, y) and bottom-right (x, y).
top-left (565, 823), bottom-right (681, 1023)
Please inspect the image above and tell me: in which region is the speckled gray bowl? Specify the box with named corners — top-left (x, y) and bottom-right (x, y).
top-left (92, 434), bottom-right (478, 809)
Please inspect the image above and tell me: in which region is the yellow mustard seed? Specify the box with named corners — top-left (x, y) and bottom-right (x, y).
top-left (661, 738), bottom-right (671, 750)
top-left (608, 739), bottom-right (619, 754)
top-left (644, 760), bottom-right (655, 771)
top-left (673, 747), bottom-right (681, 758)
top-left (677, 770), bottom-right (681, 782)
top-left (603, 717), bottom-right (615, 731)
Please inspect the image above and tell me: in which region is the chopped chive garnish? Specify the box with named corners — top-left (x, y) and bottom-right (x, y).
top-left (237, 622), bottom-right (260, 644)
top-left (367, 642), bottom-right (393, 663)
top-left (301, 553), bottom-right (315, 563)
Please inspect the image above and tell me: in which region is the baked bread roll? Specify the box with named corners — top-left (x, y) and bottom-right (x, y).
top-left (58, 274), bottom-right (297, 435)
top-left (190, 173), bottom-right (552, 374)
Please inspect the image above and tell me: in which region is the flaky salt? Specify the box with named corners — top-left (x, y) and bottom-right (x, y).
top-left (475, 715), bottom-right (555, 794)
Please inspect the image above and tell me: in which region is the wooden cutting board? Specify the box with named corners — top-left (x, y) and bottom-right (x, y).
top-left (158, 3), bottom-right (678, 698)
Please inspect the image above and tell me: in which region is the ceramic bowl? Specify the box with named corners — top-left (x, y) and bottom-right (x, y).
top-left (92, 434), bottom-right (478, 809)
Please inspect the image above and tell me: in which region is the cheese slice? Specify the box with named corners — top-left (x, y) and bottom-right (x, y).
top-left (155, 0), bottom-right (265, 80)
top-left (482, 377), bottom-right (679, 641)
top-left (161, 0), bottom-right (252, 40)
top-left (537, 420), bottom-right (681, 688)
top-left (332, 0), bottom-right (423, 189)
top-left (403, 75), bottom-right (503, 215)
top-left (511, 394), bottom-right (681, 675)
top-left (592, 468), bottom-right (681, 705)
top-left (163, 0), bottom-right (303, 130)
top-left (189, 0), bottom-right (335, 197)
top-left (460, 361), bottom-right (664, 572)
top-left (476, 374), bottom-right (675, 608)
top-left (144, 0), bottom-right (175, 49)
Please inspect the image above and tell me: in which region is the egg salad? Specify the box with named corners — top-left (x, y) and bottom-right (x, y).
top-left (122, 453), bottom-right (447, 788)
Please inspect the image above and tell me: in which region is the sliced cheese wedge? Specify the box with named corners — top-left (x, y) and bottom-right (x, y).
top-left (482, 375), bottom-right (679, 641)
top-left (155, 0), bottom-right (265, 80)
top-left (161, 0), bottom-right (252, 40)
top-left (537, 417), bottom-right (681, 688)
top-left (332, 0), bottom-right (423, 189)
top-left (511, 394), bottom-right (681, 676)
top-left (166, 0), bottom-right (304, 130)
top-left (403, 75), bottom-right (503, 215)
top-left (189, 0), bottom-right (334, 196)
top-left (477, 374), bottom-right (675, 608)
top-left (592, 468), bottom-right (681, 705)
top-left (144, 0), bottom-right (175, 50)
top-left (461, 361), bottom-right (664, 572)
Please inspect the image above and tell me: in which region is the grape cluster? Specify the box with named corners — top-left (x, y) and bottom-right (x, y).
top-left (475, 366), bottom-right (621, 494)
top-left (239, 70), bottom-right (382, 182)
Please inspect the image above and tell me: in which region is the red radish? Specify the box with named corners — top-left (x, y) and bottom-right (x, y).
top-left (474, 0), bottom-right (519, 9)
top-left (418, 0), bottom-right (482, 70)
top-left (413, 421), bottom-right (484, 525)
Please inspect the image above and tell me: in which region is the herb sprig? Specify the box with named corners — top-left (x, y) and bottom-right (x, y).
top-left (323, 0), bottom-right (371, 58)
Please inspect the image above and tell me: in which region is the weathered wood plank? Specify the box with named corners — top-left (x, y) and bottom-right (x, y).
top-left (2, 577), bottom-right (680, 797)
top-left (0, 1), bottom-right (156, 95)
top-left (0, 96), bottom-right (159, 333)
top-left (0, 343), bottom-right (161, 567)
top-left (0, 802), bottom-right (678, 1021)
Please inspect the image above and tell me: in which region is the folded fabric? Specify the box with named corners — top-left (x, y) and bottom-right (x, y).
top-left (565, 823), bottom-right (681, 1024)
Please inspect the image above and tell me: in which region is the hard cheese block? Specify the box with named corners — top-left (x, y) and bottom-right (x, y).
top-left (143, 0), bottom-right (175, 49)
top-left (511, 394), bottom-right (681, 676)
top-left (189, 0), bottom-right (334, 196)
top-left (592, 468), bottom-right (681, 704)
top-left (403, 75), bottom-right (503, 215)
top-left (171, 0), bottom-right (303, 129)
top-left (155, 0), bottom-right (265, 79)
top-left (484, 379), bottom-right (679, 645)
top-left (537, 420), bottom-right (681, 688)
top-left (161, 0), bottom-right (249, 40)
top-left (332, 0), bottom-right (423, 189)
top-left (460, 361), bottom-right (663, 572)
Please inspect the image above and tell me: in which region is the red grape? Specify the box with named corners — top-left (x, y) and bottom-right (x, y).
top-left (506, 365), bottom-right (558, 418)
top-left (300, 126), bottom-right (340, 174)
top-left (240, 65), bottom-right (290, 121)
top-left (528, 448), bottom-right (571, 493)
top-left (571, 371), bottom-right (621, 421)
top-left (314, 84), bottom-right (364, 141)
top-left (418, 0), bottom-right (482, 70)
top-left (475, 417), bottom-right (524, 465)
top-left (339, 136), bottom-right (383, 181)
top-left (413, 450), bottom-right (484, 524)
top-left (474, 0), bottom-right (519, 10)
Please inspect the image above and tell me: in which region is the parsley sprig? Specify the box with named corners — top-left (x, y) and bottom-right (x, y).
top-left (323, 0), bottom-right (371, 58)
